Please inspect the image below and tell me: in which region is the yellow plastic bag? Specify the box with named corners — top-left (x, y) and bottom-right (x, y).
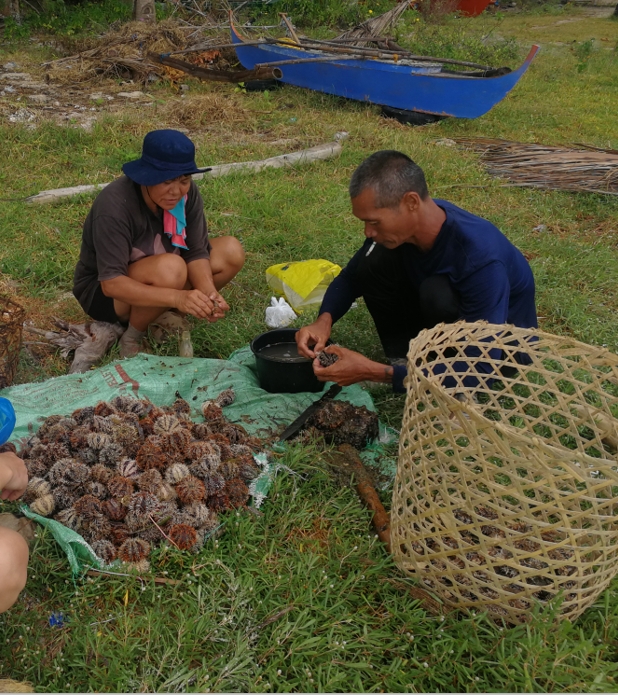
top-left (265, 259), bottom-right (341, 312)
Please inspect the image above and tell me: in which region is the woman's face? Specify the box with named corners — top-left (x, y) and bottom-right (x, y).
top-left (146, 175), bottom-right (192, 210)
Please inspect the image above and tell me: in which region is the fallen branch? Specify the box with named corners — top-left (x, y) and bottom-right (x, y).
top-left (26, 135), bottom-right (348, 205)
top-left (149, 52), bottom-right (277, 83)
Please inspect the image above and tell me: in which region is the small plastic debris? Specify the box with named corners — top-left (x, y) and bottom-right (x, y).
top-left (49, 612), bottom-right (65, 628)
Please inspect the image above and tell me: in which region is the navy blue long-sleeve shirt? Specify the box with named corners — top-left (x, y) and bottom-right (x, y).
top-left (319, 199), bottom-right (537, 392)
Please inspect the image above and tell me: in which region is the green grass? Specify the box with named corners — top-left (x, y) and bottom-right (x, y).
top-left (1, 5), bottom-right (618, 692)
top-left (3, 447), bottom-right (618, 692)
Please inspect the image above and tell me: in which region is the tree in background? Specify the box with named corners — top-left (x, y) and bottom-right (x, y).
top-left (1, 0), bottom-right (20, 20)
top-left (133, 0), bottom-right (155, 22)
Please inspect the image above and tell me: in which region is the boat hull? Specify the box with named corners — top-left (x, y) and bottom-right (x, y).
top-left (231, 26), bottom-right (539, 119)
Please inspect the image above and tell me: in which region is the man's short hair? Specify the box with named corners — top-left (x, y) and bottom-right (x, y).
top-left (349, 150), bottom-right (429, 208)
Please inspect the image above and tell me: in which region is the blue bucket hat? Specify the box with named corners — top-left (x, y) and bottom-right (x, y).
top-left (122, 129), bottom-right (210, 186)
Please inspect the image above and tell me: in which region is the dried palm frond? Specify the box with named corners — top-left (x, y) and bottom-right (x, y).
top-left (333, 3), bottom-right (411, 47)
top-left (455, 137), bottom-right (618, 196)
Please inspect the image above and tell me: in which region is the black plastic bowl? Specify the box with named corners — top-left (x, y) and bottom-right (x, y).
top-left (250, 328), bottom-right (324, 394)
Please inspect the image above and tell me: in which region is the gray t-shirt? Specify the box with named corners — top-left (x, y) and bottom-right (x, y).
top-left (73, 175), bottom-right (211, 313)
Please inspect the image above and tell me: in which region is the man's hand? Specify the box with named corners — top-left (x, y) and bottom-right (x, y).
top-left (313, 345), bottom-right (393, 387)
top-left (0, 452), bottom-right (28, 501)
top-left (296, 314), bottom-right (333, 358)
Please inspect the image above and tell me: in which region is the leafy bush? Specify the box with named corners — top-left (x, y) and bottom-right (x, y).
top-left (3, 0), bottom-right (131, 39)
top-left (247, 0), bottom-right (393, 28)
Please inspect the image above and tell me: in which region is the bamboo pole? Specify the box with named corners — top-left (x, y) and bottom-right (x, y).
top-left (26, 137), bottom-right (348, 204)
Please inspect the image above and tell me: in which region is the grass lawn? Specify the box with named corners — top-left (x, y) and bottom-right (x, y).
top-left (0, 4), bottom-right (618, 691)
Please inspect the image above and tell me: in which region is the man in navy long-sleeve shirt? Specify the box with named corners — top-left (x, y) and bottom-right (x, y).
top-left (295, 150), bottom-right (537, 392)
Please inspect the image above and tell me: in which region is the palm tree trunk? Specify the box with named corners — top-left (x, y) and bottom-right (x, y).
top-left (133, 0), bottom-right (156, 23)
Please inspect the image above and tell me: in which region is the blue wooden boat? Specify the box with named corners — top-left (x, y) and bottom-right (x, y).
top-left (231, 22), bottom-right (539, 119)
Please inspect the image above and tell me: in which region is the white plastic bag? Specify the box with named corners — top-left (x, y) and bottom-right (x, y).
top-left (265, 297), bottom-right (297, 328)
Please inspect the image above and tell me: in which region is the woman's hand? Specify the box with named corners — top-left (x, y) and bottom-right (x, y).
top-left (0, 452), bottom-right (28, 501)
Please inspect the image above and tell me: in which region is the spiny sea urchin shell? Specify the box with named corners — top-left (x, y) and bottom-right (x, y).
top-left (73, 494), bottom-right (103, 519)
top-left (125, 512), bottom-right (150, 534)
top-left (127, 559), bottom-right (151, 574)
top-left (191, 422), bottom-right (212, 440)
top-left (99, 443), bottom-right (124, 466)
top-left (48, 458), bottom-right (90, 487)
top-left (72, 406), bottom-right (95, 425)
top-left (94, 401), bottom-right (116, 418)
top-left (183, 503), bottom-right (212, 528)
top-left (36, 415), bottom-right (64, 439)
top-left (55, 508), bottom-right (79, 530)
top-left (201, 471), bottom-right (226, 495)
top-left (137, 468), bottom-right (163, 494)
top-left (219, 460), bottom-right (238, 479)
top-left (135, 438), bottom-right (167, 471)
top-left (91, 464), bottom-right (114, 485)
top-left (201, 401), bottom-right (223, 422)
top-left (165, 428), bottom-right (191, 455)
top-left (81, 513), bottom-right (112, 543)
top-left (69, 426), bottom-right (91, 451)
top-left (111, 425), bottom-right (140, 458)
top-left (25, 459), bottom-right (49, 479)
top-left (107, 475), bottom-right (135, 499)
top-left (165, 463), bottom-right (190, 485)
top-left (86, 481), bottom-right (109, 500)
top-left (224, 478), bottom-right (249, 509)
top-left (156, 482), bottom-right (177, 502)
top-left (110, 395), bottom-right (145, 415)
top-left (215, 388), bottom-right (235, 408)
top-left (90, 415), bottom-right (113, 434)
top-left (229, 443), bottom-right (252, 458)
top-left (87, 432), bottom-right (111, 450)
top-left (102, 497), bottom-right (128, 521)
top-left (118, 537), bottom-right (151, 563)
top-left (168, 523), bottom-right (197, 550)
top-left (154, 415), bottom-right (183, 435)
top-left (26, 477), bottom-right (51, 500)
top-left (109, 525), bottom-right (130, 548)
top-left (218, 423), bottom-right (248, 444)
top-left (170, 397), bottom-right (191, 416)
top-left (175, 475), bottom-right (205, 505)
top-left (31, 441), bottom-right (70, 466)
top-left (30, 494), bottom-right (55, 517)
top-left (128, 491), bottom-right (159, 517)
top-left (207, 492), bottom-right (231, 513)
top-left (117, 458), bottom-right (140, 480)
top-left (91, 540), bottom-right (117, 565)
top-left (52, 486), bottom-right (79, 510)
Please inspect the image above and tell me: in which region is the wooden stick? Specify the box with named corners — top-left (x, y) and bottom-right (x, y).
top-left (255, 55), bottom-right (364, 68)
top-left (150, 52), bottom-right (276, 83)
top-left (279, 13), bottom-right (301, 45)
top-left (335, 444), bottom-right (391, 553)
top-left (26, 137), bottom-right (347, 204)
top-left (86, 568), bottom-right (180, 585)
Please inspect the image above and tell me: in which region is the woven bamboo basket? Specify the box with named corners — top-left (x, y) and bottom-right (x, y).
top-left (0, 294), bottom-right (25, 389)
top-left (391, 321), bottom-right (618, 623)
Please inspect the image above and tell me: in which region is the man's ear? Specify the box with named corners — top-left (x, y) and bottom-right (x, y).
top-left (401, 190), bottom-right (421, 213)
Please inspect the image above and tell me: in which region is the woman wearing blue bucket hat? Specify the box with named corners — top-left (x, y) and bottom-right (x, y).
top-left (73, 129), bottom-right (245, 357)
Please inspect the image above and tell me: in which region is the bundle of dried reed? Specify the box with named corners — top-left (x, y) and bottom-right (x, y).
top-left (333, 2), bottom-right (411, 46)
top-left (456, 137), bottom-right (618, 196)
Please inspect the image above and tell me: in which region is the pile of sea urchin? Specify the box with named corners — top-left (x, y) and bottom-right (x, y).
top-left (20, 390), bottom-right (261, 572)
